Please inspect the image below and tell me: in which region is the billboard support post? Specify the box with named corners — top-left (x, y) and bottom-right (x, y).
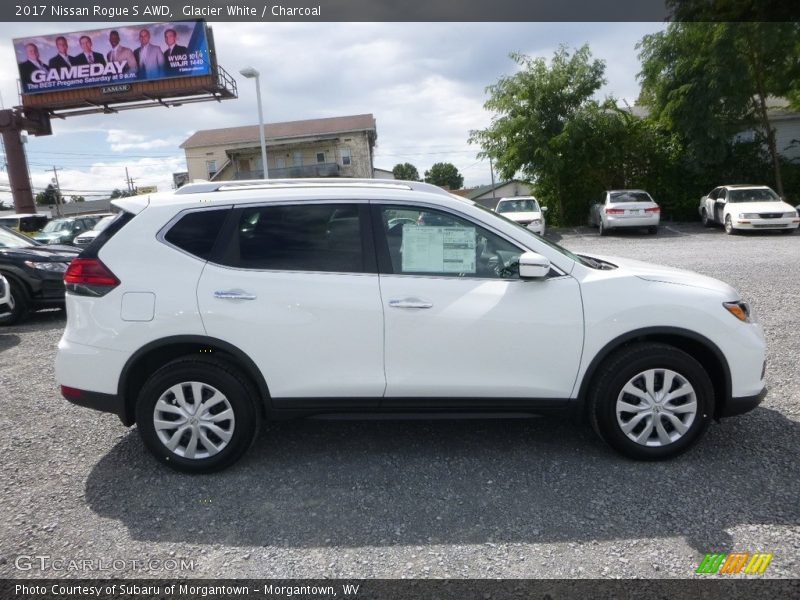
top-left (0, 109), bottom-right (37, 214)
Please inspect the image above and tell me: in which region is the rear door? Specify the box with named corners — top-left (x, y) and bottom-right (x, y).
top-left (197, 200), bottom-right (385, 404)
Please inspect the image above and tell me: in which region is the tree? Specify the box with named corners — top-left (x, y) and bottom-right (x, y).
top-left (392, 163), bottom-right (421, 181)
top-left (423, 162), bottom-right (464, 190)
top-left (469, 45), bottom-right (606, 224)
top-left (35, 184), bottom-right (59, 206)
top-left (110, 188), bottom-right (135, 199)
top-left (637, 22), bottom-right (800, 196)
top-left (70, 195), bottom-right (85, 203)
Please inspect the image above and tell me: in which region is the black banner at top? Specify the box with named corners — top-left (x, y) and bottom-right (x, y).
top-left (2, 0), bottom-right (799, 22)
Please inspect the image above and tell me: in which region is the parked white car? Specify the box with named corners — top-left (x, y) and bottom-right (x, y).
top-left (56, 179), bottom-right (766, 472)
top-left (73, 215), bottom-right (116, 247)
top-left (589, 190), bottom-right (660, 235)
top-left (699, 185), bottom-right (799, 234)
top-left (494, 196), bottom-right (547, 235)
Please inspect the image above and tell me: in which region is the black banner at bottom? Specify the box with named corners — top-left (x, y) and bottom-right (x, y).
top-left (3, 579), bottom-right (800, 600)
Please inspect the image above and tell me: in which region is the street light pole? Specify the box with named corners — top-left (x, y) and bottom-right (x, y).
top-left (239, 67), bottom-right (268, 179)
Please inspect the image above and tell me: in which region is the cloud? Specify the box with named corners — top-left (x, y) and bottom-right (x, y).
top-left (105, 129), bottom-right (186, 152)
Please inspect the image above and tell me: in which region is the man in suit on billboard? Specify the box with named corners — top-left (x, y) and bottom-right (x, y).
top-left (106, 30), bottom-right (137, 73)
top-left (72, 35), bottom-right (106, 66)
top-left (18, 43), bottom-right (48, 86)
top-left (163, 28), bottom-right (189, 76)
top-left (134, 28), bottom-right (164, 79)
top-left (48, 36), bottom-right (75, 70)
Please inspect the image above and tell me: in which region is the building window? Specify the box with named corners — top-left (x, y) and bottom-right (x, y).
top-left (341, 147), bottom-right (352, 166)
top-left (293, 152), bottom-right (303, 167)
top-left (206, 160), bottom-right (217, 178)
top-left (316, 152), bottom-right (325, 163)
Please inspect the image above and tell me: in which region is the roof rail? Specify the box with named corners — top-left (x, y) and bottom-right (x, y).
top-left (174, 178), bottom-right (454, 197)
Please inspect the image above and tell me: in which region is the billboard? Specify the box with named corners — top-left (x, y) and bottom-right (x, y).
top-left (14, 20), bottom-right (211, 95)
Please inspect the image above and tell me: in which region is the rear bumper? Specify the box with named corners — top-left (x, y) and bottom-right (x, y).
top-left (605, 214), bottom-right (660, 228)
top-left (720, 386), bottom-right (767, 418)
top-left (60, 386), bottom-right (129, 424)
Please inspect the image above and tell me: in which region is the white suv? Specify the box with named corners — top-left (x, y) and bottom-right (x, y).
top-left (56, 179), bottom-right (767, 473)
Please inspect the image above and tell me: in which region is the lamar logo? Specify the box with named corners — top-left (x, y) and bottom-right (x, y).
top-left (696, 552), bottom-right (773, 574)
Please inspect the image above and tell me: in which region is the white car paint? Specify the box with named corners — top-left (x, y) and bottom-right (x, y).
top-left (494, 197), bottom-right (547, 235)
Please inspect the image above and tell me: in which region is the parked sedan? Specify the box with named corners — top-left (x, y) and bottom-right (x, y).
top-left (589, 190), bottom-right (660, 236)
top-left (0, 225), bottom-right (79, 325)
top-left (699, 185), bottom-right (799, 234)
top-left (494, 197), bottom-right (547, 235)
top-left (72, 215), bottom-right (116, 247)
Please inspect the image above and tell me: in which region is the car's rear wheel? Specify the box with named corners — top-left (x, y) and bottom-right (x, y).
top-left (648, 226), bottom-right (658, 235)
top-left (724, 215), bottom-right (736, 235)
top-left (0, 279), bottom-right (29, 326)
top-left (598, 220), bottom-right (607, 236)
top-left (701, 209), bottom-right (711, 228)
top-left (135, 357), bottom-right (261, 473)
top-left (589, 343), bottom-right (714, 460)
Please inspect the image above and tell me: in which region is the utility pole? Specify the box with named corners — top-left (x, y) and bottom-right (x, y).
top-left (125, 167), bottom-right (136, 195)
top-left (489, 158), bottom-right (497, 201)
top-left (49, 166), bottom-right (63, 217)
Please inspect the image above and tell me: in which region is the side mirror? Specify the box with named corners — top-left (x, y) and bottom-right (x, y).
top-left (541, 206), bottom-right (548, 212)
top-left (519, 251), bottom-right (550, 280)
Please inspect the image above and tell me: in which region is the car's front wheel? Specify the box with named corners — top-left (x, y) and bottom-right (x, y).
top-left (135, 357), bottom-right (261, 473)
top-left (589, 343), bottom-right (714, 460)
top-left (0, 278), bottom-right (29, 326)
top-left (724, 215), bottom-right (736, 235)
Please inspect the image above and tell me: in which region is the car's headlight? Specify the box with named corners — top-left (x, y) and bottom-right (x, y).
top-left (783, 212), bottom-right (796, 218)
top-left (24, 260), bottom-right (69, 272)
top-left (723, 301), bottom-right (751, 323)
top-left (738, 213), bottom-right (759, 219)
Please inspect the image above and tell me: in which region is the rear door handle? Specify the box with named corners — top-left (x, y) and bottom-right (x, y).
top-left (388, 298), bottom-right (433, 309)
top-left (214, 289), bottom-right (257, 301)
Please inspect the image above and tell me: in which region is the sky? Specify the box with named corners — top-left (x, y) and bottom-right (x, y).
top-left (0, 21), bottom-right (666, 205)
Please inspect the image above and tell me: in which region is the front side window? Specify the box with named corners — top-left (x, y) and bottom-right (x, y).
top-left (224, 203), bottom-right (365, 273)
top-left (379, 206), bottom-right (521, 279)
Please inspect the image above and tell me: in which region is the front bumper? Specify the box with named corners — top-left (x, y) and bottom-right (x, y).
top-left (719, 386), bottom-right (767, 418)
top-left (733, 218), bottom-right (799, 230)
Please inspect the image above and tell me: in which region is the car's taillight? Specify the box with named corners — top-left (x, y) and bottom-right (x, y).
top-left (64, 258), bottom-right (120, 296)
top-left (605, 208), bottom-right (625, 214)
top-left (645, 207), bottom-right (661, 213)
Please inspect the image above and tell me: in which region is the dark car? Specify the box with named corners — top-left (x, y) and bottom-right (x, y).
top-left (33, 216), bottom-right (101, 246)
top-left (0, 225), bottom-right (79, 325)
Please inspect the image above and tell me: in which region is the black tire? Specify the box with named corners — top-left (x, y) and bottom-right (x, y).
top-left (0, 277), bottom-right (29, 326)
top-left (700, 209), bottom-right (713, 228)
top-left (135, 357), bottom-right (262, 473)
top-left (648, 226), bottom-right (658, 235)
top-left (598, 220), bottom-right (607, 236)
top-left (588, 342), bottom-right (714, 460)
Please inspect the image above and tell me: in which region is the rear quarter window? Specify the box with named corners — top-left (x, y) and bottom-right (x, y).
top-left (164, 209), bottom-right (230, 260)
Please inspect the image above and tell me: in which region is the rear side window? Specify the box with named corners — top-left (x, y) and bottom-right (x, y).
top-left (220, 203), bottom-right (365, 273)
top-left (164, 209), bottom-right (229, 260)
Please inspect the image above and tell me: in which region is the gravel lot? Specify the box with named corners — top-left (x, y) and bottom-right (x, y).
top-left (1, 222), bottom-right (798, 580)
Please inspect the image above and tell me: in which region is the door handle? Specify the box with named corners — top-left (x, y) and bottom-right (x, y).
top-left (388, 298), bottom-right (433, 309)
top-left (214, 289), bottom-right (257, 301)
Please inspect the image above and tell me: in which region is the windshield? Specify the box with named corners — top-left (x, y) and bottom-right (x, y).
top-left (496, 199), bottom-right (539, 213)
top-left (94, 216), bottom-right (115, 231)
top-left (0, 226), bottom-right (37, 248)
top-left (41, 220), bottom-right (72, 233)
top-left (728, 188), bottom-right (780, 203)
top-left (609, 191), bottom-right (653, 203)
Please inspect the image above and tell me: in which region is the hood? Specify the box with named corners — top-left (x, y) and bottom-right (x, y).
top-left (33, 232), bottom-right (70, 242)
top-left (587, 254), bottom-right (738, 297)
top-left (728, 200), bottom-right (795, 213)
top-left (0, 246), bottom-right (78, 261)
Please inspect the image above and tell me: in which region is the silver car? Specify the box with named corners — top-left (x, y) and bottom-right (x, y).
top-left (589, 190), bottom-right (660, 236)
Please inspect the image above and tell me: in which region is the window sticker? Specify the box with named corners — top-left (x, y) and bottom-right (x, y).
top-left (401, 226), bottom-right (476, 273)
